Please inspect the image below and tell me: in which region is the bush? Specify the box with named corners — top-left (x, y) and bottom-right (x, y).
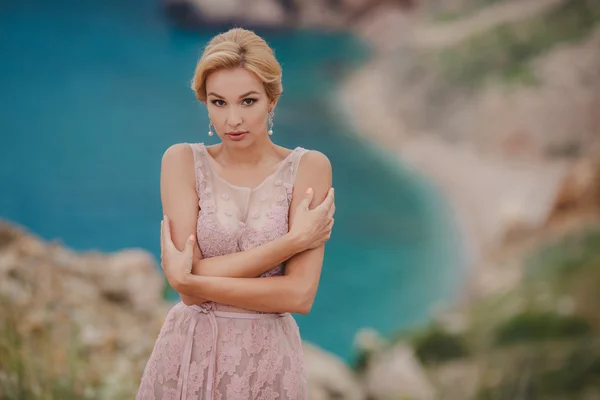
top-left (436, 0), bottom-right (600, 87)
top-left (412, 325), bottom-right (469, 364)
top-left (540, 345), bottom-right (600, 393)
top-left (495, 311), bottom-right (592, 345)
top-left (476, 341), bottom-right (600, 398)
top-left (0, 296), bottom-right (90, 400)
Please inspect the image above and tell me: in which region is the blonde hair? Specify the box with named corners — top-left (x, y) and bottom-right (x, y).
top-left (191, 28), bottom-right (283, 103)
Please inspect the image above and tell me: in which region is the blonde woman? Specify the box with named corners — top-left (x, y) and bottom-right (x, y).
top-left (136, 28), bottom-right (335, 400)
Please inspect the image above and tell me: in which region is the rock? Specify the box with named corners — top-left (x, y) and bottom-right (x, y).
top-left (164, 0), bottom-right (289, 30)
top-left (556, 295), bottom-right (575, 316)
top-left (552, 149), bottom-right (600, 215)
top-left (162, 0), bottom-right (417, 31)
top-left (341, 19), bottom-right (600, 262)
top-left (244, 0), bottom-right (288, 27)
top-left (430, 360), bottom-right (480, 400)
top-left (0, 220), bottom-right (170, 398)
top-left (0, 220), bottom-right (374, 398)
top-left (363, 341), bottom-right (437, 400)
top-left (101, 249), bottom-right (165, 315)
top-left (354, 327), bottom-right (387, 353)
top-left (303, 342), bottom-right (365, 400)
top-left (352, 3), bottom-right (417, 52)
top-left (435, 310), bottom-right (469, 335)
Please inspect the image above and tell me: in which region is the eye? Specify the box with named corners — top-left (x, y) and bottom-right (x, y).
top-left (211, 99), bottom-right (226, 107)
top-left (241, 98), bottom-right (257, 106)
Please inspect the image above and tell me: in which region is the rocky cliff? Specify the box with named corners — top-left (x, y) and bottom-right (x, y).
top-left (341, 0), bottom-right (600, 297)
top-left (0, 221), bottom-right (371, 400)
top-left (162, 0), bottom-right (416, 30)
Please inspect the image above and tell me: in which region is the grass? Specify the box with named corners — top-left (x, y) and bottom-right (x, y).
top-left (430, 0), bottom-right (507, 23)
top-left (523, 227), bottom-right (600, 326)
top-left (411, 324), bottom-right (470, 364)
top-left (475, 226), bottom-right (600, 396)
top-left (475, 339), bottom-right (600, 398)
top-left (523, 227), bottom-right (600, 280)
top-left (386, 322), bottom-right (470, 366)
top-left (494, 311), bottom-right (592, 345)
top-left (373, 223), bottom-right (600, 398)
top-left (0, 296), bottom-right (93, 400)
top-left (434, 0), bottom-right (600, 88)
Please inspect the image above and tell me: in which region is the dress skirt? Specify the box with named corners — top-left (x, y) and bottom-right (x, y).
top-left (136, 302), bottom-right (307, 400)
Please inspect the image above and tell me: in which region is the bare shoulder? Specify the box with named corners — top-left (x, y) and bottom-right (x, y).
top-left (294, 150), bottom-right (332, 206)
top-left (161, 143), bottom-right (194, 172)
top-left (160, 143), bottom-right (196, 193)
top-left (297, 149), bottom-right (332, 175)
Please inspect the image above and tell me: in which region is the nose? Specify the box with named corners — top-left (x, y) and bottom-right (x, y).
top-left (227, 107), bottom-right (243, 128)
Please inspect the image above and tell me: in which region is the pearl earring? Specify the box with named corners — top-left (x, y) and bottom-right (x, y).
top-left (268, 110), bottom-right (274, 135)
top-left (208, 120), bottom-right (214, 137)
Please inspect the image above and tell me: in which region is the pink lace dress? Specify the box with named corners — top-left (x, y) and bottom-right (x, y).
top-left (136, 143), bottom-right (310, 400)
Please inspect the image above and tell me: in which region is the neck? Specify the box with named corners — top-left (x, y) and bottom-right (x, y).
top-left (218, 135), bottom-right (277, 167)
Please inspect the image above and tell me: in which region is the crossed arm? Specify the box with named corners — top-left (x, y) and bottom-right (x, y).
top-left (160, 143), bottom-right (332, 314)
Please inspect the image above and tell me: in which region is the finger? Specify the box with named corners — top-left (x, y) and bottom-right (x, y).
top-left (324, 218), bottom-right (334, 232)
top-left (160, 223), bottom-right (167, 272)
top-left (299, 187), bottom-right (314, 210)
top-left (163, 215), bottom-right (174, 249)
top-left (327, 202), bottom-right (336, 218)
top-left (160, 220), bottom-right (164, 257)
top-left (161, 220), bottom-right (168, 257)
top-left (315, 188), bottom-right (334, 212)
top-left (183, 234), bottom-right (195, 259)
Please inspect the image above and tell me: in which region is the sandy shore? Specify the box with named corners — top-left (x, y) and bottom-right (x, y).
top-left (336, 0), bottom-right (600, 299)
top-left (338, 58), bottom-right (570, 298)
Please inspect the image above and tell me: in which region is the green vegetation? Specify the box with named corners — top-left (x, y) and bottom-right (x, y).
top-left (524, 227), bottom-right (600, 280)
top-left (494, 311), bottom-right (592, 345)
top-left (524, 226), bottom-right (600, 327)
top-left (431, 0), bottom-right (506, 22)
top-left (477, 226), bottom-right (600, 397)
top-left (473, 227), bottom-right (600, 397)
top-left (0, 297), bottom-right (88, 400)
top-left (0, 296), bottom-right (141, 399)
top-left (475, 340), bottom-right (600, 398)
top-left (435, 0), bottom-right (600, 87)
top-left (373, 224), bottom-right (600, 398)
top-left (412, 324), bottom-right (470, 364)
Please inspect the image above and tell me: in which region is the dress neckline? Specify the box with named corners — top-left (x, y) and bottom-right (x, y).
top-left (199, 143), bottom-right (300, 192)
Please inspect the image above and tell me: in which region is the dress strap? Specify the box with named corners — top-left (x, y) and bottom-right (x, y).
top-left (187, 143), bottom-right (210, 202)
top-left (289, 147), bottom-right (310, 185)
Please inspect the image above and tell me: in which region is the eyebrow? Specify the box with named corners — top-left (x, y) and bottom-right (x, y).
top-left (207, 91), bottom-right (260, 99)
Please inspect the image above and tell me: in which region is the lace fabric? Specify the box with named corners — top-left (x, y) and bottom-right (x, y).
top-left (137, 143), bottom-right (309, 399)
top-left (193, 143), bottom-right (303, 268)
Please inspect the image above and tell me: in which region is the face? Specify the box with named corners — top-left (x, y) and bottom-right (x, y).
top-left (205, 67), bottom-right (275, 146)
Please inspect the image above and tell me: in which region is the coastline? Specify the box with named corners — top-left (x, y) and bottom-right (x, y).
top-left (337, 0), bottom-right (600, 309)
top-left (337, 45), bottom-right (574, 303)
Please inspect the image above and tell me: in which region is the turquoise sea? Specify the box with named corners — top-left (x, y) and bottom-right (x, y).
top-left (0, 0), bottom-right (466, 360)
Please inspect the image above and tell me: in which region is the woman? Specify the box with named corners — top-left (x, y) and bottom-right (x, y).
top-left (136, 28), bottom-right (335, 400)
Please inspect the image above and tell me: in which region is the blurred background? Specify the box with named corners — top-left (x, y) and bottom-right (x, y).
top-left (1, 0), bottom-right (599, 399)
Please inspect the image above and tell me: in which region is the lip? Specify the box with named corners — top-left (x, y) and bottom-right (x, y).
top-left (226, 131), bottom-right (248, 141)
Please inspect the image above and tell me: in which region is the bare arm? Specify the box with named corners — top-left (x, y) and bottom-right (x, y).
top-left (160, 144), bottom-right (315, 305)
top-left (160, 144), bottom-right (206, 305)
top-left (176, 150), bottom-right (333, 314)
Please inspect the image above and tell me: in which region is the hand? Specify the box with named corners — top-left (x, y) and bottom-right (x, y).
top-left (160, 215), bottom-right (194, 293)
top-left (289, 187), bottom-right (336, 251)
